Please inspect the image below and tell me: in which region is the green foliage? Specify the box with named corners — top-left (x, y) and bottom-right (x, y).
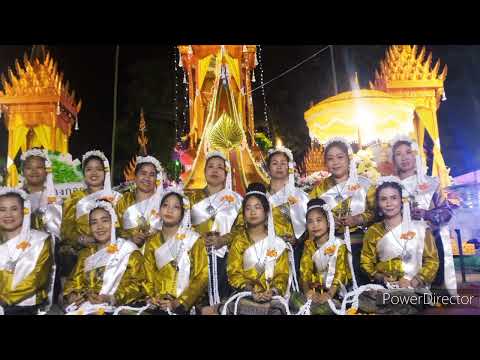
top-left (255, 132), bottom-right (273, 152)
top-left (50, 158), bottom-right (83, 183)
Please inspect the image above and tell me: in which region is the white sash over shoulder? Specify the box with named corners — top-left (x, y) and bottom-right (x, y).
top-left (312, 237), bottom-right (344, 289)
top-left (377, 222), bottom-right (427, 281)
top-left (28, 191), bottom-right (63, 238)
top-left (154, 230), bottom-right (200, 297)
top-left (400, 175), bottom-right (438, 210)
top-left (191, 189), bottom-right (242, 258)
top-left (400, 175), bottom-right (456, 295)
top-left (122, 195), bottom-right (162, 233)
top-left (0, 230), bottom-right (49, 306)
top-left (320, 176), bottom-right (370, 216)
top-left (268, 186), bottom-right (308, 239)
top-left (243, 235), bottom-right (287, 280)
top-left (100, 239), bottom-right (138, 296)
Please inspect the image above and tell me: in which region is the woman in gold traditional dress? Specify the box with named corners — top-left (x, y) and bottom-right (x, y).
top-left (289, 198), bottom-right (351, 315)
top-left (186, 151), bottom-right (243, 305)
top-left (309, 137), bottom-right (376, 286)
top-left (203, 183), bottom-right (290, 315)
top-left (0, 188), bottom-right (53, 315)
top-left (59, 150), bottom-right (121, 282)
top-left (63, 200), bottom-right (145, 314)
top-left (143, 187), bottom-right (208, 315)
top-left (115, 155), bottom-right (164, 249)
top-left (359, 177), bottom-right (439, 314)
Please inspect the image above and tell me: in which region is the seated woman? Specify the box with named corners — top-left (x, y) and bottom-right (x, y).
top-left (359, 177), bottom-right (439, 314)
top-left (60, 150), bottom-right (122, 282)
top-left (0, 188), bottom-right (53, 315)
top-left (63, 200), bottom-right (145, 315)
top-left (203, 183), bottom-right (290, 315)
top-left (289, 198), bottom-right (351, 315)
top-left (116, 156), bottom-right (164, 249)
top-left (143, 187), bottom-right (208, 315)
top-left (186, 151), bottom-right (243, 305)
top-left (309, 137), bottom-right (376, 287)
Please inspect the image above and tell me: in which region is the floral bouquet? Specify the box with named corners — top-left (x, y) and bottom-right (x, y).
top-left (296, 170), bottom-right (331, 193)
top-left (355, 149), bottom-right (381, 184)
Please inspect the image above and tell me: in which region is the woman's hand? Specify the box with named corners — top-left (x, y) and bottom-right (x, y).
top-left (88, 293), bottom-right (113, 305)
top-left (340, 215), bottom-right (362, 228)
top-left (398, 277), bottom-right (412, 288)
top-left (205, 232), bottom-right (221, 249)
top-left (410, 276), bottom-right (424, 289)
top-left (283, 235), bottom-right (297, 247)
top-left (252, 290), bottom-right (272, 303)
top-left (66, 292), bottom-right (85, 306)
top-left (157, 296), bottom-right (180, 312)
top-left (411, 208), bottom-right (427, 221)
top-left (131, 232), bottom-right (148, 247)
top-left (316, 292), bottom-right (332, 304)
top-left (374, 273), bottom-right (396, 285)
top-left (78, 235), bottom-right (95, 246)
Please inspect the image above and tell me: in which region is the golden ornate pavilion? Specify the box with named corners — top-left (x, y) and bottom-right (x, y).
top-left (178, 45), bottom-right (269, 194)
top-left (0, 46), bottom-right (81, 186)
top-left (305, 45), bottom-right (451, 187)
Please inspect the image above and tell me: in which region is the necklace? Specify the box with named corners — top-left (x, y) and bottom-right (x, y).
top-left (2, 235), bottom-right (26, 273)
top-left (252, 236), bottom-right (267, 274)
top-left (167, 235), bottom-right (183, 271)
top-left (206, 189), bottom-right (221, 216)
top-left (275, 186), bottom-right (291, 217)
top-left (4, 248), bottom-right (17, 273)
top-left (384, 222), bottom-right (412, 262)
top-left (334, 180), bottom-right (348, 203)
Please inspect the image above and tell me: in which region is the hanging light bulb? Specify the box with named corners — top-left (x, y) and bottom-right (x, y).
top-left (183, 72), bottom-right (187, 84)
top-left (75, 116), bottom-right (79, 131)
top-left (56, 101), bottom-right (61, 115)
top-left (252, 70), bottom-right (256, 83)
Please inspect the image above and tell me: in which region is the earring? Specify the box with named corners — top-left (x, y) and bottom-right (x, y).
top-left (378, 211), bottom-right (383, 217)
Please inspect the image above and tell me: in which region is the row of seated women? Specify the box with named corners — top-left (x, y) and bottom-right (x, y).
top-left (0, 135), bottom-right (456, 315)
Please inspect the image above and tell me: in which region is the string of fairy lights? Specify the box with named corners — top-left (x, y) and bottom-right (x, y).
top-left (177, 48), bottom-right (189, 142)
top-left (256, 45), bottom-right (271, 139)
top-left (173, 46), bottom-right (179, 142)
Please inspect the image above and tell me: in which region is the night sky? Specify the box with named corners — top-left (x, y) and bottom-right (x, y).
top-left (1, 44), bottom-right (479, 182)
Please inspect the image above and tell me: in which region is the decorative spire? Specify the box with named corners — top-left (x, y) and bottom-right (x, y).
top-left (0, 46), bottom-right (82, 116)
top-left (124, 108), bottom-right (151, 181)
top-left (372, 45), bottom-right (448, 89)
